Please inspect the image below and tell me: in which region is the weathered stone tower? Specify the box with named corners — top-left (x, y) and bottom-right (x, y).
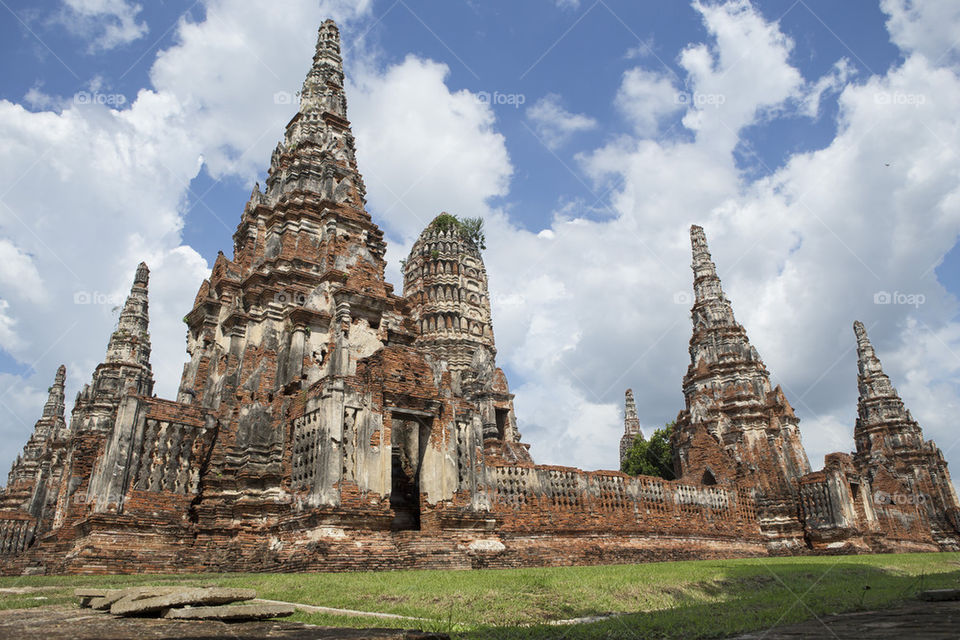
top-left (402, 215), bottom-right (495, 372)
top-left (852, 321), bottom-right (960, 549)
top-left (619, 389), bottom-right (643, 467)
top-left (0, 365), bottom-right (70, 552)
top-left (52, 263), bottom-right (157, 527)
top-left (673, 225), bottom-right (811, 549)
top-left (403, 215), bottom-right (529, 461)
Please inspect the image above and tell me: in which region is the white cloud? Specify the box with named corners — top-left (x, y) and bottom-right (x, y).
top-left (0, 240), bottom-right (46, 305)
top-left (799, 58), bottom-right (855, 119)
top-left (349, 56), bottom-right (511, 245)
top-left (527, 93), bottom-right (598, 150)
top-left (881, 0), bottom-right (960, 65)
top-left (57, 0), bottom-right (148, 51)
top-left (614, 68), bottom-right (683, 136)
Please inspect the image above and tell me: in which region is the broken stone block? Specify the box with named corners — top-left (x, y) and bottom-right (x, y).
top-left (162, 603), bottom-right (295, 620)
top-left (91, 586), bottom-right (183, 611)
top-left (111, 588), bottom-right (257, 616)
top-left (76, 588), bottom-right (114, 608)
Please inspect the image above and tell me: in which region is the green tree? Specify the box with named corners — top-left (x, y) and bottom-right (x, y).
top-left (428, 213), bottom-right (486, 251)
top-left (621, 421), bottom-right (676, 480)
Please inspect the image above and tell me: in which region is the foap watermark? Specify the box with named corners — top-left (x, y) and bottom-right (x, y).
top-left (873, 490), bottom-right (926, 506)
top-left (675, 91), bottom-right (726, 107)
top-left (73, 291), bottom-right (125, 306)
top-left (74, 91), bottom-right (127, 107)
top-left (874, 91), bottom-right (926, 107)
top-left (274, 290), bottom-right (307, 307)
top-left (673, 291), bottom-right (692, 305)
top-left (873, 290), bottom-right (925, 308)
top-left (476, 91), bottom-right (526, 108)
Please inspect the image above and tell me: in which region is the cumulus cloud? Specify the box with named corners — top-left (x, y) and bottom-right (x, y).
top-left (881, 0), bottom-right (960, 64)
top-left (614, 68), bottom-right (683, 136)
top-left (349, 57), bottom-right (511, 244)
top-left (527, 93), bottom-right (598, 150)
top-left (56, 0), bottom-right (148, 51)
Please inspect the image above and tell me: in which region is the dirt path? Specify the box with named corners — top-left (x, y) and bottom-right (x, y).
top-left (732, 599), bottom-right (960, 639)
top-left (0, 605), bottom-right (447, 640)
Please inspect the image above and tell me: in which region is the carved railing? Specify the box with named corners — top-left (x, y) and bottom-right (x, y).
top-left (489, 465), bottom-right (757, 532)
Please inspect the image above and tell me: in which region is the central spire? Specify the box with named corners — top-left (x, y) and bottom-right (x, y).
top-left (299, 19), bottom-right (346, 120)
top-left (263, 19), bottom-right (365, 208)
top-left (689, 225), bottom-right (736, 328)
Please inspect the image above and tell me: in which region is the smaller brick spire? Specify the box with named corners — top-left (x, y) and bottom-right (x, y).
top-left (99, 262), bottom-right (153, 397)
top-left (853, 320), bottom-right (922, 453)
top-left (623, 389), bottom-right (642, 439)
top-left (619, 388), bottom-right (643, 466)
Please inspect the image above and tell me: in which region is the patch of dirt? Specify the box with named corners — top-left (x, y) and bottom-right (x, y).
top-left (0, 605), bottom-right (448, 640)
top-left (731, 599), bottom-right (960, 639)
top-left (0, 586), bottom-right (66, 594)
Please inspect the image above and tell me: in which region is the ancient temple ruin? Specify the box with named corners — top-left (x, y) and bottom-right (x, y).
top-left (0, 19), bottom-right (957, 574)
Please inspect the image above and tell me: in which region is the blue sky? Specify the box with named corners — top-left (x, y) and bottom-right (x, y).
top-left (1, 0), bottom-right (960, 488)
top-left (0, 2), bottom-right (912, 255)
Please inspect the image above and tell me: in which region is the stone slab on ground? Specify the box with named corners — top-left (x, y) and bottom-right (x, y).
top-left (919, 589), bottom-right (960, 602)
top-left (0, 605), bottom-right (450, 639)
top-left (90, 587), bottom-right (183, 610)
top-left (111, 587), bottom-right (256, 616)
top-left (162, 603), bottom-right (295, 620)
top-left (74, 588), bottom-right (112, 598)
top-left (732, 599), bottom-right (960, 639)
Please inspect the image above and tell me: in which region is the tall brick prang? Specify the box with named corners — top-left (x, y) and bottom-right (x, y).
top-left (673, 225), bottom-right (811, 550)
top-left (852, 321), bottom-right (960, 548)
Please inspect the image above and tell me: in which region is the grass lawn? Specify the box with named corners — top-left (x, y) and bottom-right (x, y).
top-left (0, 552), bottom-right (957, 638)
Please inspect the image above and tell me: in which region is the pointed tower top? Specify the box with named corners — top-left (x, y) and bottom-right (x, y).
top-left (313, 19), bottom-right (343, 68)
top-left (689, 225), bottom-right (735, 325)
top-left (690, 224), bottom-right (718, 284)
top-left (41, 365), bottom-right (66, 420)
top-left (297, 19), bottom-right (346, 120)
top-left (264, 18), bottom-right (365, 208)
top-left (853, 319), bottom-right (924, 455)
top-left (134, 262), bottom-right (149, 285)
top-left (100, 264), bottom-right (154, 396)
top-left (624, 388), bottom-right (642, 439)
top-left (853, 320), bottom-right (885, 380)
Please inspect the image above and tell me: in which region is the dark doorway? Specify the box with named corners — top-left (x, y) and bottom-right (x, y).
top-left (390, 413), bottom-right (431, 531)
top-left (495, 408), bottom-right (509, 440)
top-left (702, 468), bottom-right (717, 486)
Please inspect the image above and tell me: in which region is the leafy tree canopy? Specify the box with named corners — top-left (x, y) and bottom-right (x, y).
top-left (429, 213), bottom-right (486, 251)
top-left (621, 421), bottom-right (676, 480)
